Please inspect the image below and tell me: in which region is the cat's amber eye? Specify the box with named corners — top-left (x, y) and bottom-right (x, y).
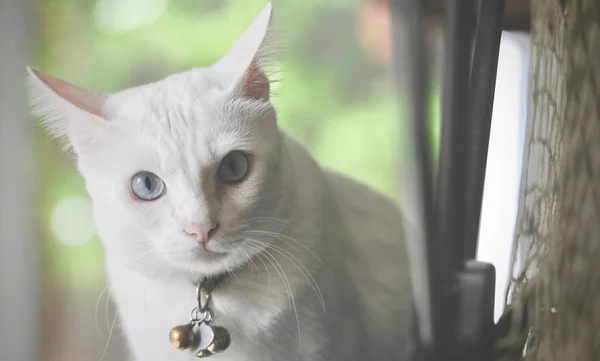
top-left (217, 151), bottom-right (249, 184)
top-left (130, 171), bottom-right (166, 201)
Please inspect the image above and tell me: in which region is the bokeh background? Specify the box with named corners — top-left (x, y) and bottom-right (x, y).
top-left (0, 0), bottom-right (529, 360)
top-left (30, 0), bottom-right (433, 359)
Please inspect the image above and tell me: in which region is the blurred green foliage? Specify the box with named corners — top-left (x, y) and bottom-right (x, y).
top-left (32, 0), bottom-right (439, 290)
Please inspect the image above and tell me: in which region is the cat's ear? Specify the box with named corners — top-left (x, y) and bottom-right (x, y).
top-left (212, 3), bottom-right (276, 101)
top-left (26, 67), bottom-right (109, 152)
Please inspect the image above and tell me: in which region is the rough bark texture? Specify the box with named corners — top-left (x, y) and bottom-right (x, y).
top-left (506, 0), bottom-right (600, 360)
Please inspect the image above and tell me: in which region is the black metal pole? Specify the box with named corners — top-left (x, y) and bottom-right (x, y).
top-left (389, 1), bottom-right (503, 361)
top-left (434, 3), bottom-right (476, 358)
top-left (463, 0), bottom-right (506, 261)
top-left (437, 0), bottom-right (475, 273)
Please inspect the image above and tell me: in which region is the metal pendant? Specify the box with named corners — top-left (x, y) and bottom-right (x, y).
top-left (169, 323), bottom-right (197, 350)
top-left (169, 277), bottom-right (231, 358)
top-left (194, 322), bottom-right (231, 358)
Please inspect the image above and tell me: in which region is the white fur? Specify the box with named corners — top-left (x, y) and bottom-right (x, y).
top-left (27, 3), bottom-right (412, 361)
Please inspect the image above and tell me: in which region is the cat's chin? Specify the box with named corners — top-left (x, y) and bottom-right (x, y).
top-left (162, 244), bottom-right (247, 276)
top-left (175, 246), bottom-right (228, 264)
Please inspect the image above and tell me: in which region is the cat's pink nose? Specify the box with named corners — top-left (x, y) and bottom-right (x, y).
top-left (184, 221), bottom-right (218, 245)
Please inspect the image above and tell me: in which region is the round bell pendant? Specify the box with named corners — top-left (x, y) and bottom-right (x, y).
top-left (194, 323), bottom-right (231, 358)
top-left (169, 323), bottom-right (197, 350)
top-left (207, 326), bottom-right (231, 353)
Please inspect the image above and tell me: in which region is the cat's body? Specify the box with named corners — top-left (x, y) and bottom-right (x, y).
top-left (27, 3), bottom-right (411, 361)
top-left (104, 135), bottom-right (411, 361)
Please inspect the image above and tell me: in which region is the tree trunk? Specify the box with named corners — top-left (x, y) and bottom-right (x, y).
top-left (510, 0), bottom-right (600, 359)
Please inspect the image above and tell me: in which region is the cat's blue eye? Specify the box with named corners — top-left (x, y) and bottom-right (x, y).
top-left (217, 151), bottom-right (249, 184)
top-left (130, 171), bottom-right (166, 201)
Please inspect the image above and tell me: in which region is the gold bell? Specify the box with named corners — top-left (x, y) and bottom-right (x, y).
top-left (169, 323), bottom-right (197, 350)
top-left (207, 326), bottom-right (231, 354)
top-left (195, 324), bottom-right (231, 358)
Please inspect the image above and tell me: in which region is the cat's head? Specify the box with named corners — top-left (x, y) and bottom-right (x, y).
top-left (27, 3), bottom-right (291, 276)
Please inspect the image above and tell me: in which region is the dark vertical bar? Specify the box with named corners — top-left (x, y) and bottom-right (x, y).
top-left (389, 0), bottom-right (444, 360)
top-left (437, 0), bottom-right (474, 272)
top-left (463, 0), bottom-right (506, 260)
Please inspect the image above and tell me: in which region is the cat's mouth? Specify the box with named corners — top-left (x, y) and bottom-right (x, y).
top-left (193, 246), bottom-right (228, 260)
top-left (158, 234), bottom-right (252, 273)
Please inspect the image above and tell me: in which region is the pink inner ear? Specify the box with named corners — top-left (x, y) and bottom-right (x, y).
top-left (32, 69), bottom-right (106, 117)
top-left (239, 61), bottom-right (270, 101)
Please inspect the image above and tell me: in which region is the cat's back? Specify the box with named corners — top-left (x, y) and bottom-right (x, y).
top-left (325, 169), bottom-right (408, 267)
top-left (326, 171), bottom-right (405, 250)
top-left (325, 170), bottom-right (412, 355)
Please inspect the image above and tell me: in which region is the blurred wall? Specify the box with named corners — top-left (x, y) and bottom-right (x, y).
top-left (0, 0), bottom-right (40, 361)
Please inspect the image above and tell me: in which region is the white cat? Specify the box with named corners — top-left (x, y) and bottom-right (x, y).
top-left (27, 3), bottom-right (412, 361)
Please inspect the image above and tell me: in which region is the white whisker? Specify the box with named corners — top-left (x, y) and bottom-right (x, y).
top-left (98, 277), bottom-right (141, 361)
top-left (247, 241), bottom-right (302, 349)
top-left (241, 248), bottom-right (258, 275)
top-left (255, 252), bottom-right (272, 298)
top-left (105, 288), bottom-right (113, 334)
top-left (245, 241), bottom-right (292, 309)
top-left (247, 239), bottom-right (325, 312)
top-left (134, 247), bottom-right (157, 262)
top-left (244, 216), bottom-right (296, 228)
top-left (244, 229), bottom-right (329, 273)
top-left (144, 283), bottom-right (149, 318)
top-left (243, 243), bottom-right (273, 299)
top-left (95, 284), bottom-right (108, 341)
top-left (99, 310), bottom-right (120, 361)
